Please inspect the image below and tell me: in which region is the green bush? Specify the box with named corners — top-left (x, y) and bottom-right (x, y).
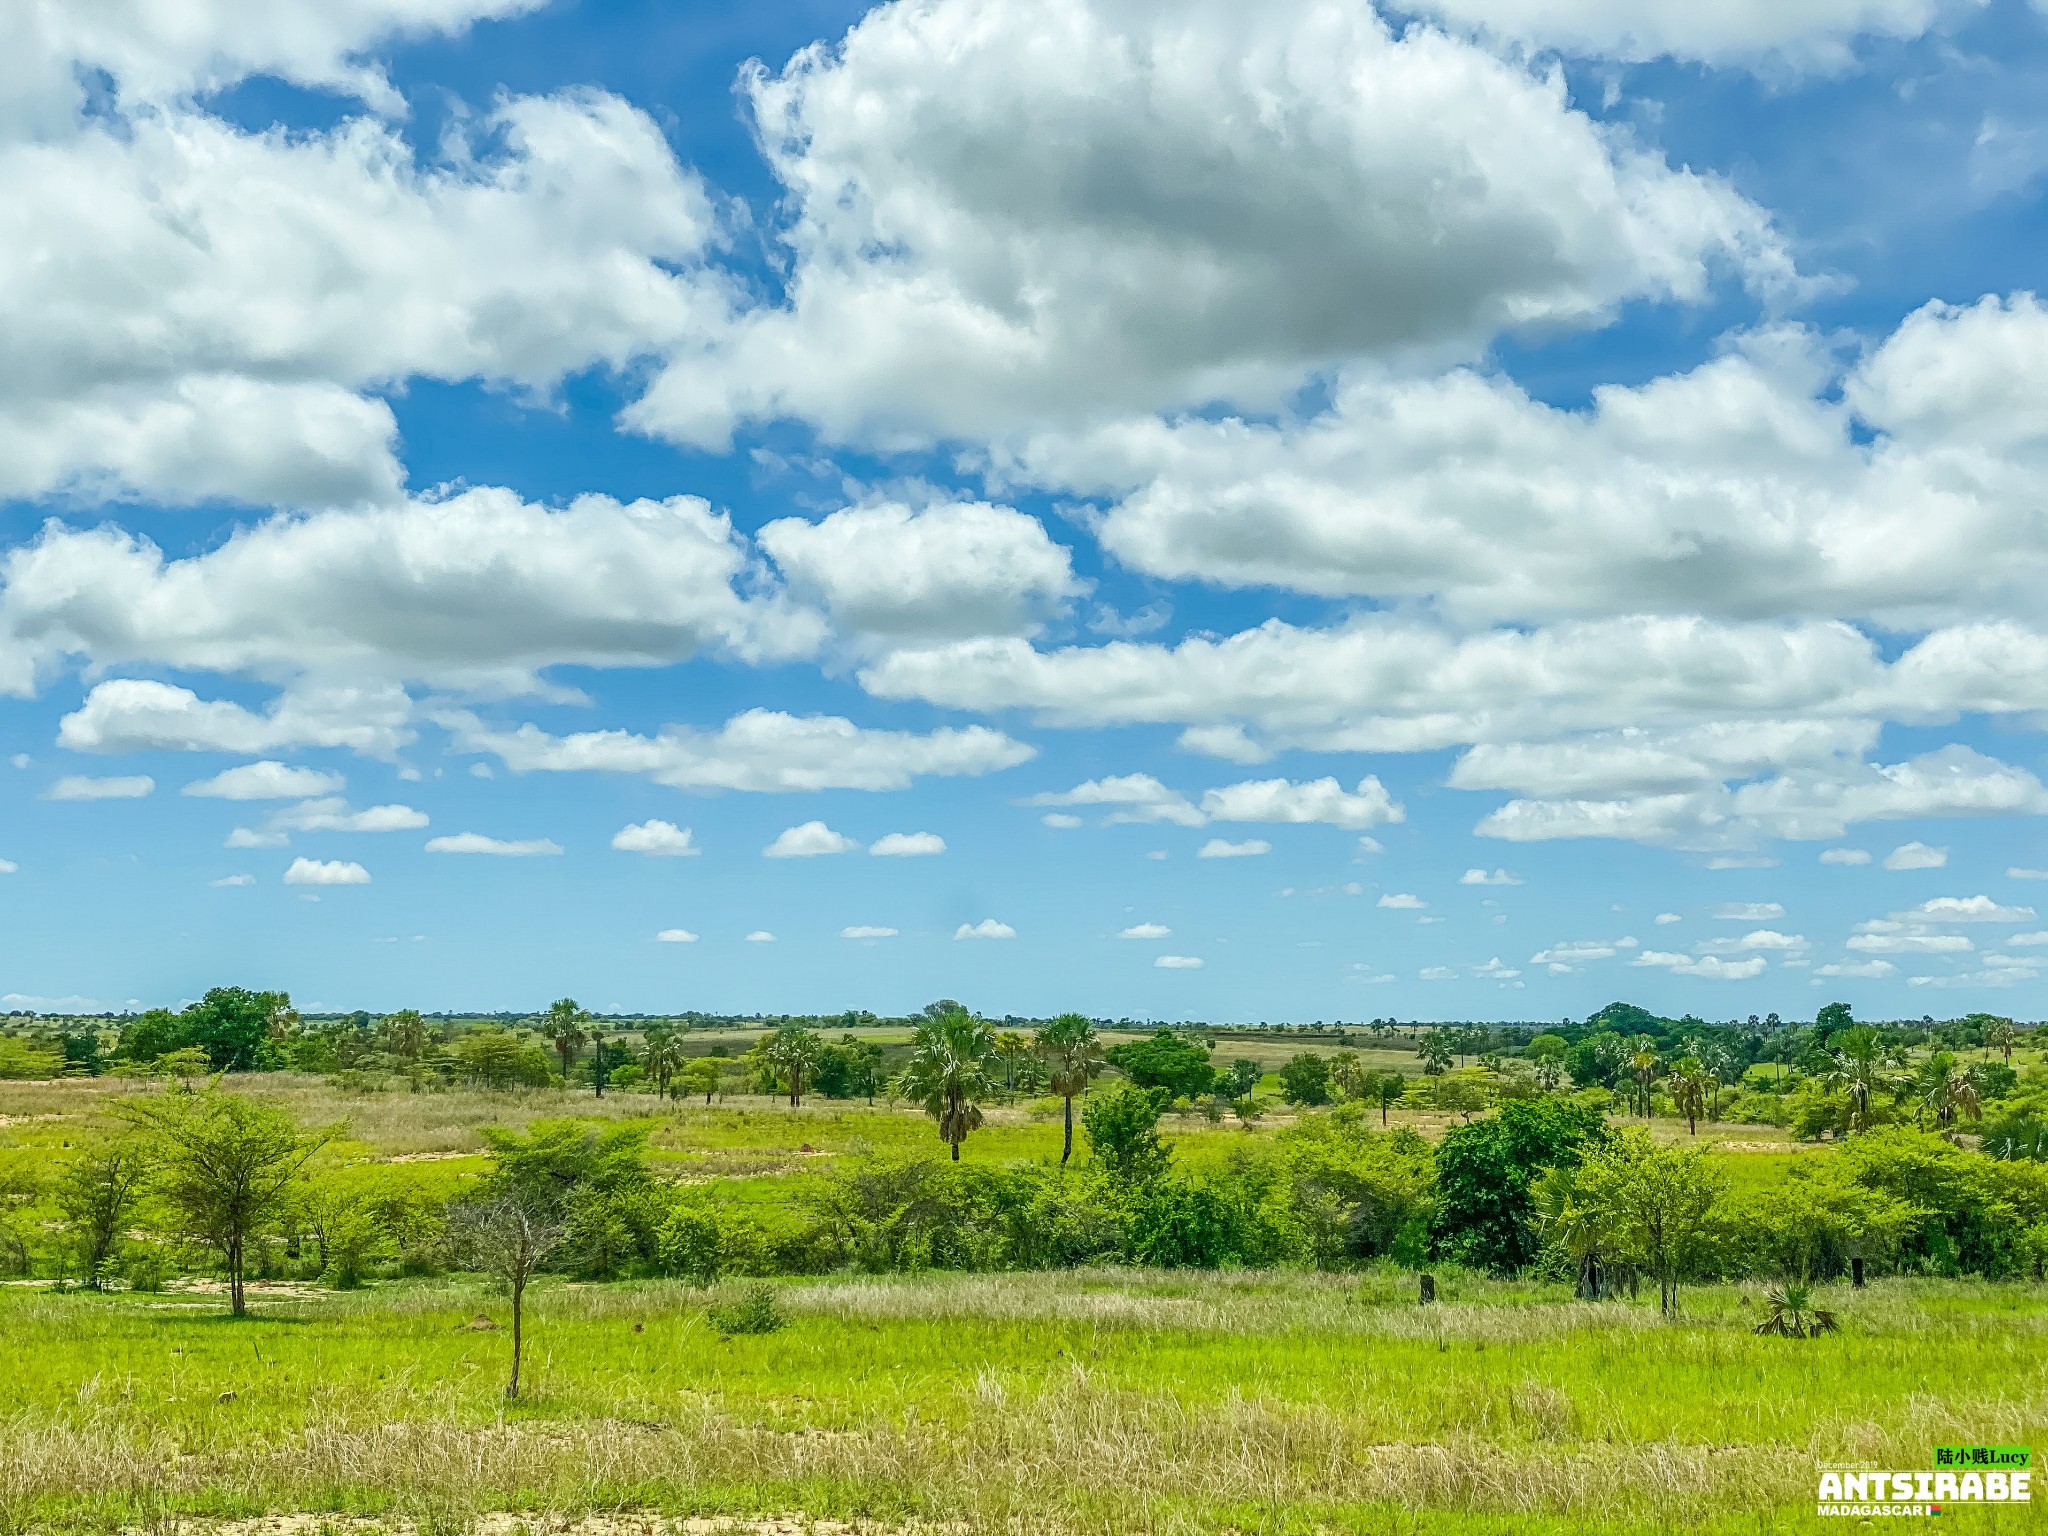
top-left (706, 1282), bottom-right (785, 1335)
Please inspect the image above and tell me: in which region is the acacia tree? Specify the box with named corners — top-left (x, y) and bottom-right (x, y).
top-left (55, 1138), bottom-right (149, 1287)
top-left (449, 1190), bottom-right (563, 1399)
top-left (541, 998), bottom-right (589, 1087)
top-left (1035, 1013), bottom-right (1105, 1164)
top-left (900, 1006), bottom-right (996, 1161)
top-left (119, 1087), bottom-right (337, 1316)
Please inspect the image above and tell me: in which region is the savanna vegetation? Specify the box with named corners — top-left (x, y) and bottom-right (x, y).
top-left (0, 992), bottom-right (2044, 1533)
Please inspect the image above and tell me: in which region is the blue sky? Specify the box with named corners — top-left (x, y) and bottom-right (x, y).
top-left (6, 0), bottom-right (2048, 1020)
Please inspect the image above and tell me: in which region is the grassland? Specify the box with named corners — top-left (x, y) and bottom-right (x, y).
top-left (2, 1268), bottom-right (2042, 1536)
top-left (0, 1074), bottom-right (2037, 1535)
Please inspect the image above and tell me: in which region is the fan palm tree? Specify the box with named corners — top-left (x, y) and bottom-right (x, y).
top-left (541, 998), bottom-right (589, 1087)
top-left (1417, 1032), bottom-right (1454, 1076)
top-left (1035, 1012), bottom-right (1105, 1164)
top-left (1669, 1060), bottom-right (1710, 1135)
top-left (642, 1028), bottom-right (685, 1102)
top-left (1629, 1038), bottom-right (1660, 1119)
top-left (1752, 1281), bottom-right (1839, 1338)
top-left (766, 1025), bottom-right (824, 1108)
top-left (1917, 1052), bottom-right (1980, 1135)
top-left (900, 1007), bottom-right (997, 1161)
top-left (993, 1030), bottom-right (1030, 1097)
top-left (1986, 1018), bottom-right (2019, 1065)
top-left (1823, 1027), bottom-right (1901, 1134)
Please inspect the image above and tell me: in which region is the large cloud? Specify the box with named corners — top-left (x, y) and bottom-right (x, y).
top-left (627, 0), bottom-right (1784, 447)
top-left (5, 489), bottom-right (817, 692)
top-left (58, 680), bottom-right (414, 759)
top-left (758, 501), bottom-right (1082, 640)
top-left (0, 82), bottom-right (724, 505)
top-left (445, 707), bottom-right (1035, 793)
top-left (1008, 301), bottom-right (2048, 630)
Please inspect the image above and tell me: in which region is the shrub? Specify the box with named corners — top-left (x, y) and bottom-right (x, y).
top-left (706, 1283), bottom-right (785, 1335)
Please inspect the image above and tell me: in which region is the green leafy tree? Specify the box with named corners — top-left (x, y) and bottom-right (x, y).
top-left (680, 1056), bottom-right (721, 1104)
top-left (118, 1086), bottom-right (338, 1316)
top-left (180, 987), bottom-right (292, 1073)
top-left (1569, 1130), bottom-right (1724, 1316)
top-left (1417, 1032), bottom-right (1454, 1076)
top-left (1433, 1098), bottom-right (1608, 1272)
top-left (1082, 1080), bottom-right (1172, 1185)
top-left (1369, 1070), bottom-right (1406, 1126)
top-left (1104, 1029), bottom-right (1217, 1098)
top-left (1278, 1052), bottom-right (1332, 1106)
top-left (55, 1139), bottom-right (149, 1287)
top-left (1036, 1013), bottom-right (1106, 1164)
top-left (1222, 1058), bottom-right (1264, 1100)
top-left (898, 1006), bottom-right (997, 1161)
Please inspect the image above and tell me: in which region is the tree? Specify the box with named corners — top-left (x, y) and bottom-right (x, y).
top-left (1823, 1027), bottom-right (1903, 1134)
top-left (541, 998), bottom-right (589, 1086)
top-left (1628, 1037), bottom-right (1660, 1119)
top-left (1916, 1052), bottom-right (1981, 1135)
top-left (993, 1031), bottom-right (1030, 1096)
top-left (1278, 1052), bottom-right (1332, 1107)
top-left (1433, 1098), bottom-right (1608, 1272)
top-left (180, 987), bottom-right (292, 1073)
top-left (1814, 1001), bottom-right (1854, 1048)
top-left (1569, 1131), bottom-right (1724, 1316)
top-left (1222, 1058), bottom-right (1264, 1100)
top-left (1327, 1050), bottom-right (1366, 1101)
top-left (1669, 1061), bottom-right (1710, 1136)
top-left (448, 1189), bottom-right (563, 1399)
top-left (379, 1009), bottom-right (429, 1063)
top-left (1982, 1016), bottom-right (2019, 1065)
top-left (1082, 1080), bottom-right (1172, 1185)
top-left (1417, 1032), bottom-right (1454, 1076)
top-left (1036, 1013), bottom-right (1106, 1164)
top-left (55, 1139), bottom-right (148, 1287)
top-left (898, 1006), bottom-right (996, 1161)
top-left (642, 1029), bottom-right (684, 1101)
top-left (118, 1087), bottom-right (337, 1316)
top-left (1369, 1071), bottom-right (1407, 1126)
top-left (766, 1025), bottom-right (824, 1107)
top-left (680, 1056), bottom-right (720, 1104)
top-left (1104, 1030), bottom-right (1216, 1098)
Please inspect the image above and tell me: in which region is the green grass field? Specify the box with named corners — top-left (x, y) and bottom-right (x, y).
top-left (1, 1270), bottom-right (2041, 1535)
top-left (0, 1074), bottom-right (2038, 1535)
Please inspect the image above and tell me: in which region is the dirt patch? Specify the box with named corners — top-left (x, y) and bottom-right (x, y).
top-left (383, 1150), bottom-right (476, 1163)
top-left (0, 1111), bottom-right (72, 1125)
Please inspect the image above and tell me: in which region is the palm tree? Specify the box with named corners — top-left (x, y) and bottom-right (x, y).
top-left (1694, 1040), bottom-right (1733, 1120)
top-left (766, 1025), bottom-right (824, 1108)
top-left (1669, 1061), bottom-right (1710, 1136)
top-left (642, 1028), bottom-right (685, 1102)
top-left (1823, 1027), bottom-right (1901, 1134)
top-left (900, 1007), bottom-right (997, 1161)
top-left (1917, 1052), bottom-right (1980, 1135)
top-left (1752, 1281), bottom-right (1839, 1338)
top-left (1035, 1012), bottom-right (1105, 1164)
top-left (1371, 1070), bottom-right (1405, 1126)
top-left (1986, 1018), bottom-right (2019, 1065)
top-left (1629, 1038), bottom-right (1660, 1119)
top-left (1417, 1032), bottom-right (1454, 1076)
top-left (541, 998), bottom-right (589, 1087)
top-left (993, 1030), bottom-right (1030, 1097)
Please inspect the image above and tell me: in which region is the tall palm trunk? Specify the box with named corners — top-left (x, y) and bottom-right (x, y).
top-left (1062, 1094), bottom-right (1075, 1163)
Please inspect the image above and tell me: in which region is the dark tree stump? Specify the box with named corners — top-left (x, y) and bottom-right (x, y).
top-left (1419, 1273), bottom-right (1437, 1305)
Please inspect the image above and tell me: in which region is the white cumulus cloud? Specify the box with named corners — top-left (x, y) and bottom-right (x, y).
top-left (764, 821), bottom-right (860, 858)
top-left (424, 833), bottom-right (563, 856)
top-left (182, 761), bottom-right (345, 801)
top-left (612, 820), bottom-right (700, 856)
top-left (955, 919), bottom-right (1016, 940)
top-left (283, 856), bottom-right (369, 886)
top-left (870, 832), bottom-right (946, 857)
